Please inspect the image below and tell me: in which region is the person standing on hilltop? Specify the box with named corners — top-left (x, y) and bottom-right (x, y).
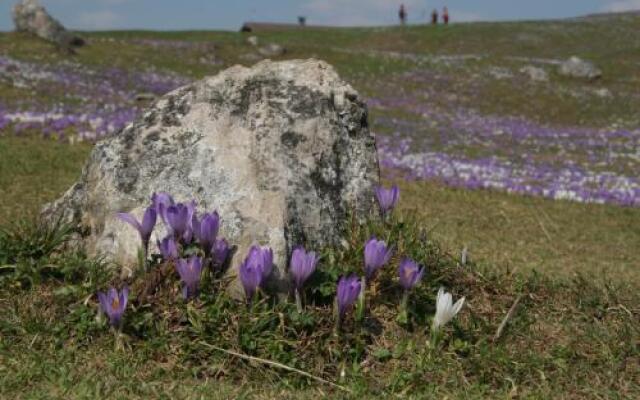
top-left (431, 8), bottom-right (439, 25)
top-left (443, 6), bottom-right (450, 25)
top-left (399, 4), bottom-right (407, 25)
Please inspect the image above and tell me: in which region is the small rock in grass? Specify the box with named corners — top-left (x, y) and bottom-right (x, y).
top-left (488, 67), bottom-right (513, 80)
top-left (558, 56), bottom-right (602, 81)
top-left (520, 65), bottom-right (549, 82)
top-left (247, 36), bottom-right (259, 46)
top-left (258, 43), bottom-right (287, 57)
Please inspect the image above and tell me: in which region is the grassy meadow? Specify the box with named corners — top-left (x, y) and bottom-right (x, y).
top-left (1, 14), bottom-right (639, 399)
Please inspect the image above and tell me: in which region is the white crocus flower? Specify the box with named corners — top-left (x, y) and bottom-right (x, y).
top-left (433, 287), bottom-right (465, 331)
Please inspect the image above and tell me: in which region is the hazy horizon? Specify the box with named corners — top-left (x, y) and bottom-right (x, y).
top-left (1, 0), bottom-right (639, 32)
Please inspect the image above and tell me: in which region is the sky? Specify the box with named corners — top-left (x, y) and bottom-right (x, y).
top-left (1, 0), bottom-right (639, 31)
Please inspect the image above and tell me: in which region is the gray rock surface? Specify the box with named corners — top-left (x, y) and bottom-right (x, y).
top-left (12, 0), bottom-right (83, 48)
top-left (520, 65), bottom-right (548, 82)
top-left (43, 59), bottom-right (380, 294)
top-left (558, 56), bottom-right (602, 80)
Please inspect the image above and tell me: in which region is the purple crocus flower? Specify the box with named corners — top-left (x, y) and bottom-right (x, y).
top-left (193, 211), bottom-right (220, 255)
top-left (212, 238), bottom-right (230, 267)
top-left (239, 245), bottom-right (274, 301)
top-left (364, 237), bottom-right (393, 281)
top-left (375, 185), bottom-right (400, 216)
top-left (175, 256), bottom-right (203, 299)
top-left (117, 207), bottom-right (157, 256)
top-left (239, 253), bottom-right (262, 302)
top-left (398, 258), bottom-right (424, 291)
top-left (336, 274), bottom-right (361, 320)
top-left (157, 236), bottom-right (179, 261)
top-left (151, 192), bottom-right (174, 223)
top-left (248, 245), bottom-right (273, 286)
top-left (290, 246), bottom-right (319, 291)
top-left (97, 286), bottom-right (129, 327)
top-left (164, 201), bottom-right (196, 242)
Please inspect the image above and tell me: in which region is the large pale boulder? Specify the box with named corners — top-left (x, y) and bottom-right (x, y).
top-left (43, 59), bottom-right (380, 294)
top-left (12, 0), bottom-right (84, 48)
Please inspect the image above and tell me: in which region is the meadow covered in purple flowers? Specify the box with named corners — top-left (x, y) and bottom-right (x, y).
top-left (1, 21), bottom-right (640, 207)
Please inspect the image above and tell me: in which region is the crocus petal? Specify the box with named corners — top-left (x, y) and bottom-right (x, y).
top-left (175, 256), bottom-right (203, 299)
top-left (375, 185), bottom-right (400, 215)
top-left (212, 238), bottom-right (230, 266)
top-left (98, 292), bottom-right (109, 315)
top-left (434, 287), bottom-right (464, 330)
top-left (140, 207), bottom-right (157, 240)
top-left (452, 297), bottom-right (465, 315)
top-left (260, 247), bottom-right (273, 284)
top-left (198, 212), bottom-right (220, 254)
top-left (290, 246), bottom-right (319, 290)
top-left (158, 236), bottom-right (179, 260)
top-left (118, 212), bottom-right (142, 235)
top-left (337, 274), bottom-right (361, 318)
top-left (151, 192), bottom-right (174, 223)
top-left (364, 237), bottom-right (393, 281)
top-left (240, 258), bottom-right (261, 301)
top-left (120, 286), bottom-right (129, 311)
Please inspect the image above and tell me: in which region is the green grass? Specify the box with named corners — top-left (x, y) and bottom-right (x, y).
top-left (0, 136), bottom-right (92, 224)
top-left (1, 209), bottom-right (638, 398)
top-left (398, 180), bottom-right (640, 282)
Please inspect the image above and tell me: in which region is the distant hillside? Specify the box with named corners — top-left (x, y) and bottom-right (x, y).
top-left (576, 9), bottom-right (640, 20)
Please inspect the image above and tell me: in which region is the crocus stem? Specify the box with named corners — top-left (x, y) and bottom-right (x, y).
top-left (137, 247), bottom-right (146, 272)
top-left (430, 325), bottom-right (442, 350)
top-left (295, 288), bottom-right (303, 313)
top-left (356, 277), bottom-right (366, 322)
top-left (401, 291), bottom-right (409, 311)
top-left (334, 298), bottom-right (342, 336)
top-left (397, 291), bottom-right (410, 325)
top-left (113, 327), bottom-right (124, 351)
top-left (142, 241), bottom-right (151, 271)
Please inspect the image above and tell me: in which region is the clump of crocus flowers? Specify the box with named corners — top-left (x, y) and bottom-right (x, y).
top-left (104, 185), bottom-right (466, 348)
top-left (116, 192), bottom-right (232, 306)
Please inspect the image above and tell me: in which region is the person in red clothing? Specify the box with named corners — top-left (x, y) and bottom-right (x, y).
top-left (399, 4), bottom-right (407, 25)
top-left (443, 6), bottom-right (450, 25)
top-left (431, 8), bottom-right (439, 25)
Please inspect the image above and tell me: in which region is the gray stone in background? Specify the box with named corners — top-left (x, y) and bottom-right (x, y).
top-left (246, 36), bottom-right (259, 47)
top-left (12, 0), bottom-right (84, 49)
top-left (43, 59), bottom-right (380, 295)
top-left (519, 65), bottom-right (549, 82)
top-left (257, 43), bottom-right (287, 57)
top-left (558, 56), bottom-right (602, 80)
